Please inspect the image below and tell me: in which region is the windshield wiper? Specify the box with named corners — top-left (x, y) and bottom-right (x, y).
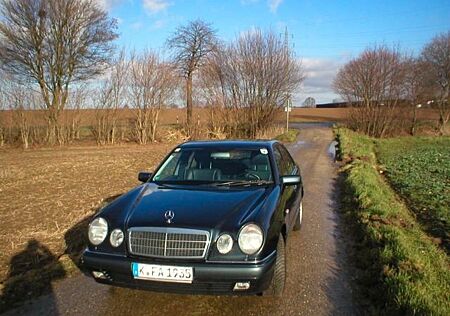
top-left (155, 180), bottom-right (215, 186)
top-left (213, 180), bottom-right (273, 187)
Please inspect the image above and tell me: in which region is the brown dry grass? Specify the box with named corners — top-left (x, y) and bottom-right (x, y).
top-left (0, 142), bottom-right (176, 282)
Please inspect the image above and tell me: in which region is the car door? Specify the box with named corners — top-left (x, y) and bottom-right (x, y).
top-left (274, 144), bottom-right (298, 232)
top-left (279, 145), bottom-right (302, 230)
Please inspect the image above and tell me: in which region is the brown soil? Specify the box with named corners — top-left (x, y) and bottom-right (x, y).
top-left (0, 143), bottom-right (176, 282)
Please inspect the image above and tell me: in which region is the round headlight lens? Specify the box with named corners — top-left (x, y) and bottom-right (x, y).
top-left (238, 224), bottom-right (263, 255)
top-left (216, 234), bottom-right (233, 254)
top-left (110, 229), bottom-right (124, 247)
top-left (88, 217), bottom-right (108, 246)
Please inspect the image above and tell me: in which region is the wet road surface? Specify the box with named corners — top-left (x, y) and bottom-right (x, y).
top-left (6, 124), bottom-right (358, 315)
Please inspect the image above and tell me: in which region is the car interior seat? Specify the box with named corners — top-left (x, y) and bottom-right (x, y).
top-left (184, 168), bottom-right (222, 181)
top-left (248, 154), bottom-right (271, 180)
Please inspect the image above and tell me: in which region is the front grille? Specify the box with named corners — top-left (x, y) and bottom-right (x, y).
top-left (128, 227), bottom-right (210, 259)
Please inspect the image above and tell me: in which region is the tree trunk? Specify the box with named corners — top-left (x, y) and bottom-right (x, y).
top-left (186, 74), bottom-right (193, 133)
top-left (111, 126), bottom-right (116, 145)
top-left (438, 112), bottom-right (449, 135)
top-left (0, 128), bottom-right (4, 147)
top-left (47, 115), bottom-right (58, 145)
top-left (410, 106), bottom-right (417, 136)
top-left (150, 109), bottom-right (160, 142)
top-left (20, 114), bottom-right (29, 149)
top-left (22, 134), bottom-right (29, 149)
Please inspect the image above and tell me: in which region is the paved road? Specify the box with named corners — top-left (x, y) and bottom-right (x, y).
top-left (6, 124), bottom-right (358, 316)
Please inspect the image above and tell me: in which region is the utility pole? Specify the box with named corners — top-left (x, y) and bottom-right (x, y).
top-left (285, 97), bottom-right (291, 132)
top-left (283, 27), bottom-right (292, 133)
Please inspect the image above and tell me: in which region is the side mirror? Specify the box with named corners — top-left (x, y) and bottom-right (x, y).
top-left (281, 175), bottom-right (301, 185)
top-left (138, 171), bottom-right (152, 183)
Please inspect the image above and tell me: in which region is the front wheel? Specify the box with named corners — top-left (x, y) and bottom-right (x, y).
top-left (263, 234), bottom-right (286, 296)
top-left (293, 201), bottom-right (303, 231)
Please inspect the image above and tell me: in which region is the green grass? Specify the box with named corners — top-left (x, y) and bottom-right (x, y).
top-left (275, 129), bottom-right (300, 142)
top-left (376, 137), bottom-right (450, 251)
top-left (335, 128), bottom-right (450, 315)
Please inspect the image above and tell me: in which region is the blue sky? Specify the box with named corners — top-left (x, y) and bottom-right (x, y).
top-left (100, 0), bottom-right (450, 104)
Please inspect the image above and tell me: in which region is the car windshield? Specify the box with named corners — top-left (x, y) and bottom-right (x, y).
top-left (153, 148), bottom-right (273, 184)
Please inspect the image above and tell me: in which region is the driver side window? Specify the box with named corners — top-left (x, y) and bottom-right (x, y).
top-left (274, 147), bottom-right (286, 176)
top-left (280, 146), bottom-right (296, 175)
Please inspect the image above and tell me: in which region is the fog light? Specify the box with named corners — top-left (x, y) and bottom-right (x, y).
top-left (233, 282), bottom-right (250, 291)
top-left (217, 233), bottom-right (233, 254)
top-left (92, 271), bottom-right (107, 279)
top-left (110, 228), bottom-right (124, 247)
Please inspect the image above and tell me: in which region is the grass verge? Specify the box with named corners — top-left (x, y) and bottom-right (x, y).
top-left (335, 128), bottom-right (450, 315)
top-left (275, 129), bottom-right (300, 142)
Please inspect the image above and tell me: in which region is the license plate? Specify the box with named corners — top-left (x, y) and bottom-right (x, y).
top-left (131, 262), bottom-right (193, 283)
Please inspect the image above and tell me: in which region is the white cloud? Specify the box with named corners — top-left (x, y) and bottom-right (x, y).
top-left (143, 0), bottom-right (171, 14)
top-left (96, 0), bottom-right (123, 10)
top-left (298, 57), bottom-right (347, 104)
top-left (268, 0), bottom-right (283, 13)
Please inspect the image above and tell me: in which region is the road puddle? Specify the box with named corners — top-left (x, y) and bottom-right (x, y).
top-left (290, 140), bottom-right (307, 150)
top-left (327, 141), bottom-right (338, 161)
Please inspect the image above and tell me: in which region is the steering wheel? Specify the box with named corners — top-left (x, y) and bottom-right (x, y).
top-left (245, 173), bottom-right (261, 180)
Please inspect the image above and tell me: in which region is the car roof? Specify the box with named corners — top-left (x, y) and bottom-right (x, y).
top-left (179, 139), bottom-right (280, 149)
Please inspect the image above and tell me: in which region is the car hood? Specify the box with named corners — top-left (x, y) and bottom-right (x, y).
top-left (125, 183), bottom-right (273, 231)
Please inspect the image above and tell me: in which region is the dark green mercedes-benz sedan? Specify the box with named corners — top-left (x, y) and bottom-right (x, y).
top-left (82, 140), bottom-right (303, 296)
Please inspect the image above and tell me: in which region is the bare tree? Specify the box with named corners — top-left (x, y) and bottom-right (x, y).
top-left (197, 47), bottom-right (231, 137)
top-left (13, 90), bottom-right (34, 149)
top-left (92, 50), bottom-right (128, 145)
top-left (1, 81), bottom-right (38, 149)
top-left (403, 58), bottom-right (429, 135)
top-left (421, 31), bottom-right (450, 134)
top-left (66, 85), bottom-right (88, 142)
top-left (129, 50), bottom-right (177, 144)
top-left (166, 19), bottom-right (217, 134)
top-left (333, 46), bottom-right (407, 137)
top-left (303, 97), bottom-right (316, 108)
top-left (200, 29), bottom-right (304, 138)
top-left (0, 0), bottom-right (118, 145)
top-left (0, 73), bottom-right (7, 146)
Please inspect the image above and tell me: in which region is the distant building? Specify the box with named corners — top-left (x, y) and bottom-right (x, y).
top-left (316, 101), bottom-right (347, 108)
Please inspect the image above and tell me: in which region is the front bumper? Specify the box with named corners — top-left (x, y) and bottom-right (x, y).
top-left (81, 250), bottom-right (276, 295)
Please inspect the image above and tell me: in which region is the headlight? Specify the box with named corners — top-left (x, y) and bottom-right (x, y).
top-left (88, 217), bottom-right (108, 246)
top-left (238, 224), bottom-right (263, 255)
top-left (110, 229), bottom-right (124, 247)
top-left (216, 234), bottom-right (233, 254)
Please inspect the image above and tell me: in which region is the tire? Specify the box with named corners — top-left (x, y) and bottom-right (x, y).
top-left (293, 200), bottom-right (303, 231)
top-left (263, 234), bottom-right (286, 297)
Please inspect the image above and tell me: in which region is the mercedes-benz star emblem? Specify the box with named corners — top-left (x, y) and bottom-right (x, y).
top-left (164, 210), bottom-right (175, 224)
